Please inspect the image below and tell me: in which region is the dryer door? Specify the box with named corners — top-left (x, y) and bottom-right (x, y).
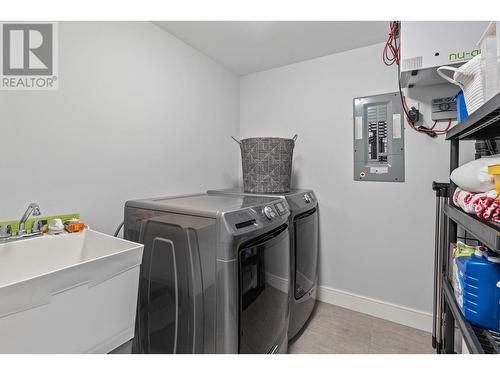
top-left (238, 224), bottom-right (290, 353)
top-left (293, 207), bottom-right (318, 299)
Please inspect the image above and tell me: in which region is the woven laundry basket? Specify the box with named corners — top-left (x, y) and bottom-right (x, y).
top-left (232, 135), bottom-right (298, 193)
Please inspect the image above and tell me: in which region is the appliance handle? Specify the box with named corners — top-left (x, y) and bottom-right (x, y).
top-left (239, 224), bottom-right (288, 249)
top-left (294, 207), bottom-right (317, 221)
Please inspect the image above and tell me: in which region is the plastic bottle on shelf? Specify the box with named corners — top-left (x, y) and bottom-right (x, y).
top-left (455, 247), bottom-right (500, 331)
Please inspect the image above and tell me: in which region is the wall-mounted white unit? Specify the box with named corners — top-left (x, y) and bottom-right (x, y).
top-left (400, 21), bottom-right (490, 88)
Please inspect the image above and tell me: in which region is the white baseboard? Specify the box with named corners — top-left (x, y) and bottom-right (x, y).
top-left (317, 285), bottom-right (432, 333)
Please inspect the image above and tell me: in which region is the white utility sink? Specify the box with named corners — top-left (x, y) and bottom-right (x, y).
top-left (0, 229), bottom-right (143, 353)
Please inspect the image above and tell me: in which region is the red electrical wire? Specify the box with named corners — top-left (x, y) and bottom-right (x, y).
top-left (401, 95), bottom-right (452, 133)
top-left (383, 21), bottom-right (453, 135)
top-left (383, 21), bottom-right (400, 66)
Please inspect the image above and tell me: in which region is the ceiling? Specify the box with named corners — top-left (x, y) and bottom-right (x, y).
top-left (154, 21), bottom-right (389, 76)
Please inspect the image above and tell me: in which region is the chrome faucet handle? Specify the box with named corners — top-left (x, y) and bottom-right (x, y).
top-left (32, 206), bottom-right (41, 216)
top-left (0, 224), bottom-right (12, 239)
top-left (31, 220), bottom-right (43, 233)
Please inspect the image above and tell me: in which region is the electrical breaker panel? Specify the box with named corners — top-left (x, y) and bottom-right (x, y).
top-left (353, 92), bottom-right (405, 182)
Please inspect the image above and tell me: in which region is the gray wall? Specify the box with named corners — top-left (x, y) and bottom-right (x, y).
top-left (239, 43), bottom-right (473, 314)
top-left (0, 22), bottom-right (240, 234)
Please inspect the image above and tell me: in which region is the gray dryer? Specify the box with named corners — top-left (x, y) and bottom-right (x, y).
top-left (124, 193), bottom-right (291, 353)
top-left (207, 188), bottom-right (319, 340)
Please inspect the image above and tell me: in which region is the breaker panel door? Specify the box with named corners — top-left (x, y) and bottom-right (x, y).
top-left (353, 92), bottom-right (405, 182)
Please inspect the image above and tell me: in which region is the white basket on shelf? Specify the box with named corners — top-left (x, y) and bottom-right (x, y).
top-left (437, 54), bottom-right (486, 115)
top-left (477, 21), bottom-right (500, 101)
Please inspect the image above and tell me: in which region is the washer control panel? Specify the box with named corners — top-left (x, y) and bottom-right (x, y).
top-left (263, 205), bottom-right (278, 220)
top-left (224, 198), bottom-right (289, 232)
top-left (274, 201), bottom-right (287, 215)
top-left (282, 190), bottom-right (318, 211)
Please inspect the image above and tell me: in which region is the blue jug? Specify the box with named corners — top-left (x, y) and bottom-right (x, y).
top-left (456, 248), bottom-right (500, 331)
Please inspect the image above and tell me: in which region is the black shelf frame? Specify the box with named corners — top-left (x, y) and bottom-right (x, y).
top-left (439, 92), bottom-right (500, 354)
top-left (443, 277), bottom-right (500, 354)
top-left (446, 92), bottom-right (500, 140)
top-left (443, 203), bottom-right (500, 253)
top-left (442, 278), bottom-right (484, 354)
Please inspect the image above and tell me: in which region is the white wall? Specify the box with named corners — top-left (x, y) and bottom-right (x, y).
top-left (1, 23), bottom-right (477, 330)
top-left (239, 43), bottom-right (474, 323)
top-left (0, 22), bottom-right (240, 234)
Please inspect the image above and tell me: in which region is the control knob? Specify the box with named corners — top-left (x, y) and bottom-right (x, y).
top-left (263, 206), bottom-right (276, 220)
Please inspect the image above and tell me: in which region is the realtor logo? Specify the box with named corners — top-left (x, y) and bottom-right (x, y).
top-left (0, 22), bottom-right (58, 90)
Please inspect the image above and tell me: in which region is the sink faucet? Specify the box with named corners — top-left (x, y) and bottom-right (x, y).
top-left (17, 203), bottom-right (41, 236)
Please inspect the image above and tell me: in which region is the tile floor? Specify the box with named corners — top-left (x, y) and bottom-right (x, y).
top-left (288, 302), bottom-right (434, 354)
